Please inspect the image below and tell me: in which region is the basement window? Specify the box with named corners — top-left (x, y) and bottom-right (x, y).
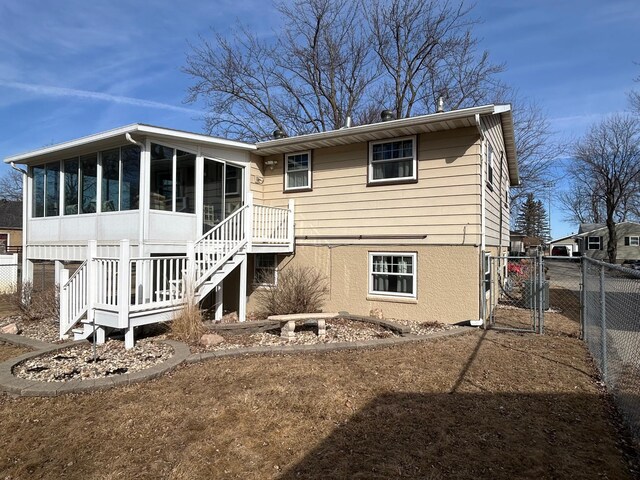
top-left (254, 254), bottom-right (278, 286)
top-left (369, 252), bottom-right (417, 298)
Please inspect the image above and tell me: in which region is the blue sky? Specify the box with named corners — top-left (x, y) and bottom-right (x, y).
top-left (1, 0), bottom-right (638, 237)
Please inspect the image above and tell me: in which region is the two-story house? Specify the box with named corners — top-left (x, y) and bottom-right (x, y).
top-left (4, 103), bottom-right (518, 347)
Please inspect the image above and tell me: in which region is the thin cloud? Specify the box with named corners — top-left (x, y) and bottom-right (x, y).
top-left (0, 80), bottom-right (203, 115)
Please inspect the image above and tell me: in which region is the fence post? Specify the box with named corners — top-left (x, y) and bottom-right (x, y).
top-left (58, 269), bottom-right (69, 339)
top-left (600, 264), bottom-right (607, 382)
top-left (581, 259), bottom-right (587, 342)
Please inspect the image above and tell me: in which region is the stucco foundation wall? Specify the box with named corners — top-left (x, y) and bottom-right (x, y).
top-left (247, 244), bottom-right (480, 324)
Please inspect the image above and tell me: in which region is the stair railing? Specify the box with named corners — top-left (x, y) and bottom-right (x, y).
top-left (59, 259), bottom-right (89, 338)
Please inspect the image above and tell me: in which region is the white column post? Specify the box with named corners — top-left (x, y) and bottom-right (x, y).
top-left (86, 241), bottom-right (97, 325)
top-left (245, 191), bottom-right (254, 250)
top-left (118, 239), bottom-right (133, 348)
top-left (58, 269), bottom-right (69, 339)
top-left (238, 254), bottom-right (247, 322)
top-left (54, 260), bottom-right (64, 286)
top-left (214, 285), bottom-right (223, 321)
top-left (287, 199), bottom-right (295, 251)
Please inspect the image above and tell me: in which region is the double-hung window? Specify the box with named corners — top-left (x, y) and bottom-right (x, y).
top-left (369, 253), bottom-right (417, 298)
top-left (587, 236), bottom-right (602, 250)
top-left (254, 254), bottom-right (278, 286)
top-left (285, 151), bottom-right (311, 191)
top-left (368, 136), bottom-right (417, 184)
top-left (624, 236), bottom-right (640, 247)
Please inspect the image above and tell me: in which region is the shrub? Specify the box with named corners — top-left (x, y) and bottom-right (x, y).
top-left (4, 282), bottom-right (60, 322)
top-left (255, 266), bottom-right (329, 317)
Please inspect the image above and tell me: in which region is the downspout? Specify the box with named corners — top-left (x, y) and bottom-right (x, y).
top-left (11, 163), bottom-right (29, 284)
top-left (126, 133), bottom-right (145, 256)
top-left (498, 151), bottom-right (505, 255)
top-left (471, 113), bottom-right (486, 327)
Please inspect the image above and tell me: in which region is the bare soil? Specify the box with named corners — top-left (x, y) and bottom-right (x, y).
top-left (0, 310), bottom-right (637, 479)
top-left (0, 342), bottom-right (30, 362)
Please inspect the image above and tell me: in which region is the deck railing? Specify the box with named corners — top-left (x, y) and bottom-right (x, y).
top-left (95, 258), bottom-right (119, 309)
top-left (59, 260), bottom-right (89, 337)
top-left (193, 205), bottom-right (248, 288)
top-left (129, 256), bottom-right (188, 311)
top-left (253, 204), bottom-right (291, 244)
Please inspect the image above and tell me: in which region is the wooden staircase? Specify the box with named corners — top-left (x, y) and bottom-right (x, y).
top-left (59, 205), bottom-right (259, 347)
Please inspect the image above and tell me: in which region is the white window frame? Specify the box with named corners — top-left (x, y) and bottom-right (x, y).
top-left (484, 252), bottom-right (491, 292)
top-left (368, 252), bottom-right (417, 299)
top-left (486, 144), bottom-right (494, 191)
top-left (368, 136), bottom-right (417, 184)
top-left (253, 254), bottom-right (278, 286)
top-left (627, 236), bottom-right (639, 247)
top-left (284, 150), bottom-right (311, 191)
top-left (587, 236), bottom-right (602, 250)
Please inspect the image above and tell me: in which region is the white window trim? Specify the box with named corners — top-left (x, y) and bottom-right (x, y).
top-left (587, 236), bottom-right (602, 250)
top-left (484, 252), bottom-right (491, 292)
top-left (253, 254), bottom-right (278, 287)
top-left (628, 236), bottom-right (639, 246)
top-left (368, 252), bottom-right (417, 299)
top-left (284, 150), bottom-right (311, 191)
top-left (368, 136), bottom-right (417, 184)
top-left (486, 144), bottom-right (494, 191)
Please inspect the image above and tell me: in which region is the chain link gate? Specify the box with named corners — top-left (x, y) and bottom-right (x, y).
top-left (486, 254), bottom-right (545, 333)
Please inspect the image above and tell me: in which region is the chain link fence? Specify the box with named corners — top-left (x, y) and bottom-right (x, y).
top-left (583, 257), bottom-right (640, 439)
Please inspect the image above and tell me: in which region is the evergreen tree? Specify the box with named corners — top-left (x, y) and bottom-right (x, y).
top-left (515, 193), bottom-right (550, 242)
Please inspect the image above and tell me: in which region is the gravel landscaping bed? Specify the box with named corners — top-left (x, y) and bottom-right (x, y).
top-left (13, 339), bottom-right (173, 382)
top-left (0, 315), bottom-right (62, 344)
top-left (390, 318), bottom-right (459, 336)
top-left (195, 317), bottom-right (454, 352)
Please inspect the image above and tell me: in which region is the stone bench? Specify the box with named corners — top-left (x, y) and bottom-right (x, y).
top-left (267, 313), bottom-right (339, 340)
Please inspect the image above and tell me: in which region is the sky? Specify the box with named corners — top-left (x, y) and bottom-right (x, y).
top-left (0, 0), bottom-right (638, 238)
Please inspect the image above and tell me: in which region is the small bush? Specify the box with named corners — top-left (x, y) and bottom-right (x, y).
top-left (255, 266), bottom-right (329, 317)
top-left (5, 282), bottom-right (59, 322)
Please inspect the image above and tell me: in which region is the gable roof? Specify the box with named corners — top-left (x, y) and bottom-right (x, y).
top-left (0, 200), bottom-right (22, 228)
top-left (256, 104), bottom-right (519, 185)
top-left (577, 221), bottom-right (640, 236)
top-left (4, 104), bottom-right (519, 185)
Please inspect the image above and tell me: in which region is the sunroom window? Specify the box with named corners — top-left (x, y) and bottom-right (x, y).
top-left (369, 253), bottom-right (416, 298)
top-left (285, 151), bottom-right (311, 191)
top-left (150, 143), bottom-right (195, 213)
top-left (31, 162), bottom-right (60, 218)
top-left (369, 136), bottom-right (417, 184)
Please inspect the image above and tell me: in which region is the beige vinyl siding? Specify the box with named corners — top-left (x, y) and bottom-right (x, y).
top-left (256, 128), bottom-right (482, 245)
top-left (481, 115), bottom-right (510, 247)
top-left (249, 153), bottom-right (264, 203)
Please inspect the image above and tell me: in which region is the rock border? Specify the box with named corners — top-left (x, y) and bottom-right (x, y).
top-left (0, 327), bottom-right (476, 397)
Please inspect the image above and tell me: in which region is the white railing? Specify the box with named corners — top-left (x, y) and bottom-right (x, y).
top-left (253, 204), bottom-right (291, 244)
top-left (95, 258), bottom-right (119, 309)
top-left (129, 256), bottom-right (188, 311)
top-left (194, 205), bottom-right (248, 287)
top-left (59, 260), bottom-right (89, 337)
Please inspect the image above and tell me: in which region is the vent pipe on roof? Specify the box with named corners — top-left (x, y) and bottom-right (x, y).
top-left (273, 128), bottom-right (286, 139)
top-left (380, 110), bottom-right (394, 122)
top-left (340, 116), bottom-right (352, 129)
top-left (437, 97), bottom-right (445, 113)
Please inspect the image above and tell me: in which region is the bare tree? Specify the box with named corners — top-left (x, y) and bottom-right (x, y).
top-left (570, 114), bottom-right (640, 263)
top-left (560, 185), bottom-right (606, 224)
top-left (184, 0), bottom-right (505, 140)
top-left (368, 0), bottom-right (505, 118)
top-left (0, 168), bottom-right (23, 201)
top-left (184, 0), bottom-right (375, 140)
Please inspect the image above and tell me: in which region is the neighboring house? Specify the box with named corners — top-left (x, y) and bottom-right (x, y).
top-left (4, 104), bottom-right (518, 346)
top-left (547, 233), bottom-right (578, 257)
top-left (0, 199), bottom-right (23, 254)
top-left (576, 222), bottom-right (640, 262)
top-left (509, 230), bottom-right (525, 255)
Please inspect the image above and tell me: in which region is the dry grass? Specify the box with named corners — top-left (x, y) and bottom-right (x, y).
top-left (170, 301), bottom-right (206, 344)
top-left (0, 311), bottom-right (636, 479)
top-left (0, 342), bottom-right (29, 362)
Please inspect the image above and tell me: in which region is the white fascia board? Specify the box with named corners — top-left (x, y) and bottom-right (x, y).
top-left (256, 104), bottom-right (500, 153)
top-left (4, 124), bottom-right (256, 165)
top-left (577, 221), bottom-right (640, 236)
